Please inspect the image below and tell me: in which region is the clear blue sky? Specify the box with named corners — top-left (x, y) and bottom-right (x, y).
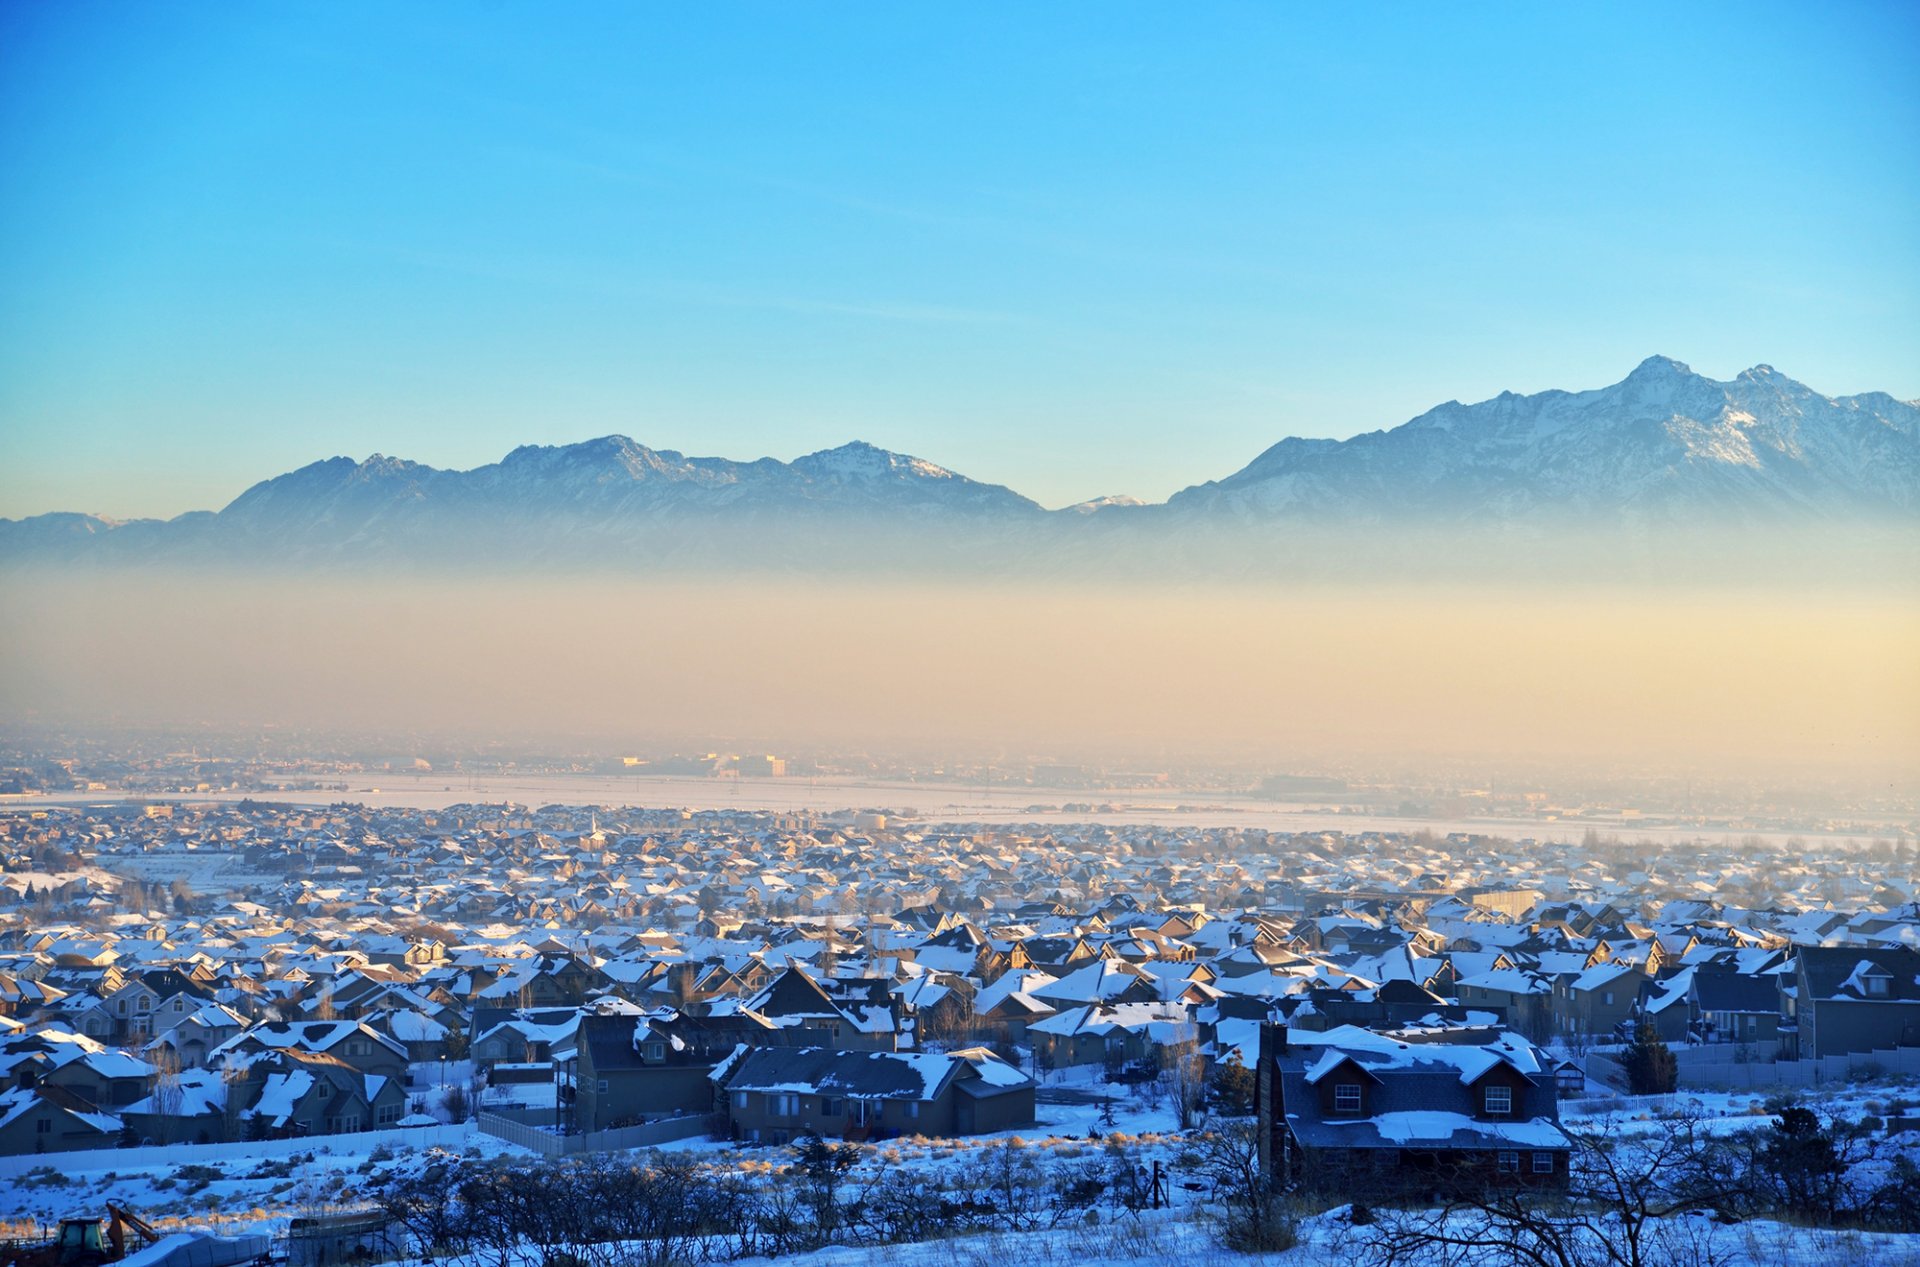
top-left (3, 1), bottom-right (1916, 518)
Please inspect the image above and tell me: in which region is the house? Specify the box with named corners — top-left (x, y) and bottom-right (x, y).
top-left (1027, 1001), bottom-right (1193, 1070)
top-left (470, 1008), bottom-right (580, 1069)
top-left (0, 1084), bottom-right (121, 1155)
top-left (146, 1002), bottom-right (249, 1068)
top-left (119, 1067), bottom-right (230, 1145)
top-left (211, 1021), bottom-right (409, 1084)
top-left (39, 1047), bottom-right (154, 1108)
top-left (1687, 970), bottom-right (1786, 1049)
top-left (234, 1049), bottom-right (408, 1138)
top-left (744, 967), bottom-right (897, 1051)
top-left (1257, 1022), bottom-right (1571, 1197)
top-left (714, 1045), bottom-right (1034, 1144)
top-left (567, 1008), bottom-right (784, 1132)
top-left (1631, 971), bottom-right (1693, 1045)
top-left (1452, 969), bottom-right (1552, 1041)
top-left (1789, 946), bottom-right (1920, 1059)
top-left (1551, 962), bottom-right (1641, 1041)
top-left (99, 969), bottom-right (216, 1042)
top-left (970, 970), bottom-right (1058, 1042)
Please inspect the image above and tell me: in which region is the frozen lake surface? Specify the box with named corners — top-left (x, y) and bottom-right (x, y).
top-left (6, 771), bottom-right (1887, 848)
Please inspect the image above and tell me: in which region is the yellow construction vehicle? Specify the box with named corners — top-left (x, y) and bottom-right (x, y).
top-left (3, 1204), bottom-right (159, 1267)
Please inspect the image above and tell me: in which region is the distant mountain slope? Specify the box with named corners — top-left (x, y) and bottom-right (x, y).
top-left (6, 437), bottom-right (1045, 566)
top-left (1168, 357), bottom-right (1919, 521)
top-left (2, 359), bottom-right (1913, 571)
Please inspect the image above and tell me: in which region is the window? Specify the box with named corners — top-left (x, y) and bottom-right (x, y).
top-left (1483, 1085), bottom-right (1512, 1115)
top-left (904, 1101), bottom-right (920, 1119)
top-left (1865, 972), bottom-right (1891, 998)
top-left (318, 1082), bottom-right (333, 1099)
top-left (1497, 1151), bottom-right (1520, 1173)
top-left (735, 1091), bottom-right (750, 1111)
top-left (596, 1079), bottom-right (609, 1093)
top-left (646, 1042), bottom-right (665, 1062)
top-left (1333, 1084), bottom-right (1362, 1114)
top-left (822, 1098), bottom-right (843, 1116)
top-left (37, 1119), bottom-right (50, 1134)
top-left (1602, 992), bottom-right (1614, 1006)
top-left (772, 1093), bottom-right (800, 1118)
top-left (1532, 1151), bottom-right (1555, 1174)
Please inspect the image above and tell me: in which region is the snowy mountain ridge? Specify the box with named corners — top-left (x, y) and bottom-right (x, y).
top-left (1168, 356), bottom-right (1918, 521)
top-left (4, 358), bottom-right (1914, 568)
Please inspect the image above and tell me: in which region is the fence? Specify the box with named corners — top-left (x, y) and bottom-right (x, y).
top-left (1570, 1042), bottom-right (1920, 1094)
top-left (1584, 1051), bottom-right (1626, 1091)
top-left (476, 1111), bottom-right (711, 1156)
top-left (0, 1122), bottom-right (474, 1178)
top-left (1675, 1043), bottom-right (1920, 1089)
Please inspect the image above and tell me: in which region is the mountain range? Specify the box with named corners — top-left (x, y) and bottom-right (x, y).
top-left (5, 357), bottom-right (1914, 573)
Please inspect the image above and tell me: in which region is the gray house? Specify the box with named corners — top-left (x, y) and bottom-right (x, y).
top-left (1790, 946), bottom-right (1920, 1059)
top-left (714, 1046), bottom-right (1035, 1145)
top-left (1257, 1022), bottom-right (1571, 1197)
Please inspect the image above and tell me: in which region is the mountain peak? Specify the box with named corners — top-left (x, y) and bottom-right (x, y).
top-left (792, 441), bottom-right (958, 483)
top-left (1626, 354), bottom-right (1697, 382)
top-left (1167, 356), bottom-right (1917, 521)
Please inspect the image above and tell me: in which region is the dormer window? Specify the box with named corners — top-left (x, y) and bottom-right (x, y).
top-left (1333, 1084), bottom-right (1362, 1115)
top-left (646, 1042), bottom-right (665, 1062)
top-left (1864, 971), bottom-right (1891, 998)
top-left (1484, 1085), bottom-right (1513, 1116)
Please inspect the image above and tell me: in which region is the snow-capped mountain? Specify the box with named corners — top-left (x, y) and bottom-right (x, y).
top-left (38, 437), bottom-right (1044, 566)
top-left (2, 359), bottom-right (1912, 571)
top-left (1168, 357), bottom-right (1918, 522)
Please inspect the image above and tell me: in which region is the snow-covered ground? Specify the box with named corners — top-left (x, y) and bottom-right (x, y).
top-left (5, 1077), bottom-right (1917, 1263)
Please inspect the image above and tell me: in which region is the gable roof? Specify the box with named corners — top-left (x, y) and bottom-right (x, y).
top-left (1799, 946), bottom-right (1920, 1003)
top-left (714, 1045), bottom-right (1029, 1102)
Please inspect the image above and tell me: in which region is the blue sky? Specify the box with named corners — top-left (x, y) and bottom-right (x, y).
top-left (3, 1), bottom-right (1916, 517)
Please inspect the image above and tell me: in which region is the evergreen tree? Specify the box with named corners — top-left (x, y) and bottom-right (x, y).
top-left (1622, 1020), bottom-right (1678, 1095)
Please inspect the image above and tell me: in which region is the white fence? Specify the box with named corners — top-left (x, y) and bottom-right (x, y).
top-left (476, 1112), bottom-right (711, 1156)
top-left (0, 1122), bottom-right (474, 1178)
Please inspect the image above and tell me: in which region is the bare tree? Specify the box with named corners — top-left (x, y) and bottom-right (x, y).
top-left (1195, 1120), bottom-right (1297, 1251)
top-left (148, 1044), bottom-right (184, 1144)
top-left (1160, 1027), bottom-right (1209, 1131)
top-left (1363, 1109), bottom-right (1733, 1267)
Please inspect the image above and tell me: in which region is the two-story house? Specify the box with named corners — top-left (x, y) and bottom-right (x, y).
top-left (1257, 1022), bottom-right (1571, 1197)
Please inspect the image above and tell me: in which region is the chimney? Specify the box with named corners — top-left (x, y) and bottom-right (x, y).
top-left (1255, 1020), bottom-right (1290, 1191)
